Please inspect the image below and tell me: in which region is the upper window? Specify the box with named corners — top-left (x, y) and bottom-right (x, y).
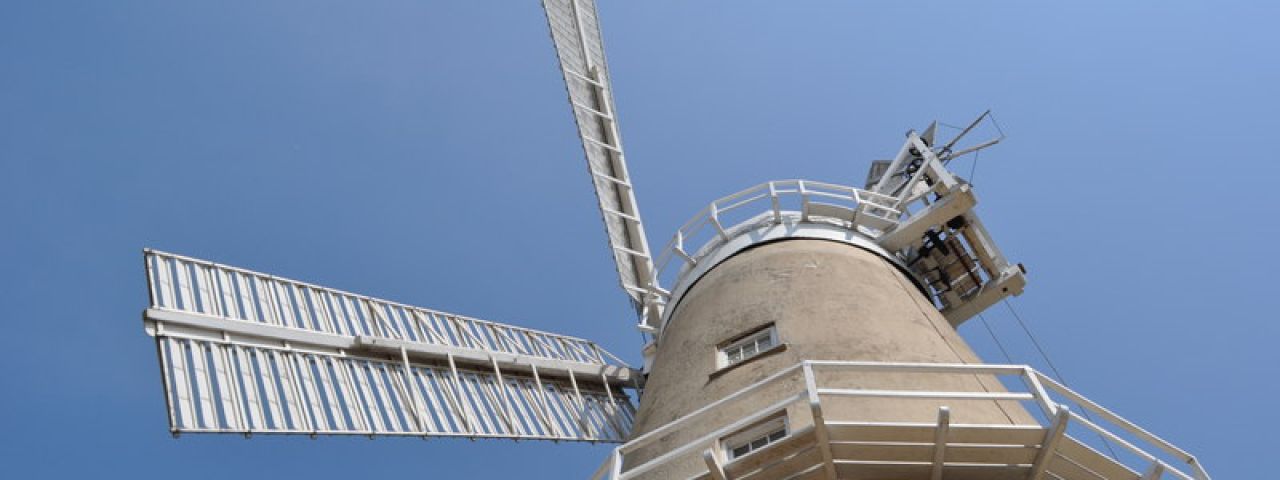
top-left (723, 416), bottom-right (788, 460)
top-left (718, 325), bottom-right (778, 369)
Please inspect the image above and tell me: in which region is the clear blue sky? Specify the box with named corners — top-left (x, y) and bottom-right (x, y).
top-left (1, 1), bottom-right (1273, 478)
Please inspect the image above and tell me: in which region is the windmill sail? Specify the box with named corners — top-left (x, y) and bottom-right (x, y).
top-left (542, 0), bottom-right (659, 325)
top-left (142, 249), bottom-right (637, 441)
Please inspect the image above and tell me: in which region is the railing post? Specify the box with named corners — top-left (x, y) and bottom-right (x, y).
top-left (1029, 407), bottom-right (1070, 480)
top-left (702, 448), bottom-right (728, 480)
top-left (798, 180), bottom-right (810, 222)
top-left (1022, 366), bottom-right (1058, 419)
top-left (930, 406), bottom-right (951, 480)
top-left (768, 181), bottom-right (781, 223)
top-left (803, 362), bottom-right (837, 480)
top-left (611, 446), bottom-right (624, 480)
top-left (709, 203), bottom-right (729, 241)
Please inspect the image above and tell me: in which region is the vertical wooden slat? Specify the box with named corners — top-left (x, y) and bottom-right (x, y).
top-left (371, 304), bottom-right (402, 340)
top-left (288, 284), bottom-right (313, 331)
top-left (194, 265), bottom-right (217, 315)
top-left (312, 290), bottom-right (337, 334)
top-left (273, 282), bottom-right (298, 329)
top-left (463, 376), bottom-right (491, 435)
top-left (234, 272), bottom-right (259, 323)
top-left (154, 255), bottom-right (176, 309)
top-left (272, 351), bottom-right (309, 431)
top-left (415, 310), bottom-right (445, 344)
top-left (440, 359), bottom-right (474, 434)
top-left (567, 370), bottom-right (594, 439)
top-left (166, 338), bottom-right (195, 430)
top-left (393, 307), bottom-right (417, 342)
top-left (387, 364), bottom-right (427, 433)
top-left (293, 355), bottom-right (326, 431)
top-left (253, 276), bottom-right (279, 326)
top-left (325, 293), bottom-right (351, 336)
top-left (544, 384), bottom-right (579, 437)
top-left (188, 341), bottom-right (218, 429)
top-left (418, 369), bottom-right (451, 433)
top-left (530, 366), bottom-right (561, 438)
top-left (233, 346), bottom-right (265, 431)
top-left (479, 374), bottom-right (512, 435)
top-left (209, 343), bottom-right (242, 430)
top-left (405, 366), bottom-right (437, 433)
top-left (174, 261), bottom-right (195, 311)
top-left (313, 357), bottom-right (345, 431)
top-left (506, 379), bottom-right (538, 436)
top-left (253, 350), bottom-right (285, 430)
top-left (154, 336), bottom-right (179, 431)
top-left (330, 358), bottom-right (366, 433)
top-left (373, 363), bottom-right (409, 432)
top-left (215, 269), bottom-right (238, 319)
top-left (350, 363), bottom-right (384, 435)
top-left (487, 359), bottom-right (519, 434)
top-left (332, 295), bottom-right (356, 336)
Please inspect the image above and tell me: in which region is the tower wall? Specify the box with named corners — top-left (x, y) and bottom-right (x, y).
top-left (624, 239), bottom-right (1034, 477)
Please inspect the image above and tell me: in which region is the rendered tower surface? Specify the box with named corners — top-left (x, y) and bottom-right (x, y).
top-left (133, 1), bottom-right (1212, 479)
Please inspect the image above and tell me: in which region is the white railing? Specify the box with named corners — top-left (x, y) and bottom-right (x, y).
top-left (652, 180), bottom-right (902, 291)
top-left (594, 361), bottom-right (1210, 480)
top-left (144, 249), bottom-right (623, 367)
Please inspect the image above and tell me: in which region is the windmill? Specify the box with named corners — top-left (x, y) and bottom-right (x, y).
top-left (135, 1), bottom-right (1212, 479)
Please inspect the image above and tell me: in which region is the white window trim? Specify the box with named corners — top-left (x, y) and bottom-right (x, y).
top-left (721, 415), bottom-right (789, 461)
top-left (717, 325), bottom-right (779, 369)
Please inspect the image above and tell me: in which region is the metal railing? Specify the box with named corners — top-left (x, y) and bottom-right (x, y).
top-left (652, 180), bottom-right (902, 290)
top-left (593, 361), bottom-right (1210, 480)
top-left (144, 249), bottom-right (623, 367)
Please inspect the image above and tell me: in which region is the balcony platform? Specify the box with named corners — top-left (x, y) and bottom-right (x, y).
top-left (594, 361), bottom-right (1209, 480)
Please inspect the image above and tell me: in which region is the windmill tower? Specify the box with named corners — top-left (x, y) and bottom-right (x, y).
top-left (134, 1), bottom-right (1212, 479)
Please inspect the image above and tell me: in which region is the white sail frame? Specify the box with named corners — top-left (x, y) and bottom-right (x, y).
top-left (143, 250), bottom-right (637, 442)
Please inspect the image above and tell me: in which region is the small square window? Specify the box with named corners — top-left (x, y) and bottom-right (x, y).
top-left (717, 325), bottom-right (779, 369)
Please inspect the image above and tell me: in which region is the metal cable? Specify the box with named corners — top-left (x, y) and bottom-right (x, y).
top-left (968, 149), bottom-right (981, 184)
top-left (1002, 299), bottom-right (1121, 460)
top-left (977, 313), bottom-right (1014, 364)
top-left (988, 110), bottom-right (1007, 139)
top-left (964, 137), bottom-right (1121, 461)
top-left (884, 261), bottom-right (1017, 424)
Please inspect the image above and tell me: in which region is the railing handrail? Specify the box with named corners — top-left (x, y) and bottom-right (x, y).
top-left (1032, 370), bottom-right (1200, 466)
top-left (611, 360), bottom-right (1207, 480)
top-left (652, 180), bottom-right (904, 292)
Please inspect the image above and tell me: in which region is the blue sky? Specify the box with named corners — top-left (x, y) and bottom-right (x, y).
top-left (1, 1), bottom-right (1274, 478)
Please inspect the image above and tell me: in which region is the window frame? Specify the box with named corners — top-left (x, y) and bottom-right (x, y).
top-left (721, 415), bottom-right (789, 461)
top-left (716, 324), bottom-right (779, 370)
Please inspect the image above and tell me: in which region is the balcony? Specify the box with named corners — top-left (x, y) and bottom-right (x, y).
top-left (593, 361), bottom-right (1210, 480)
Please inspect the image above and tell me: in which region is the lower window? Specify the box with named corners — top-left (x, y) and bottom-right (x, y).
top-left (722, 415), bottom-right (788, 460)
